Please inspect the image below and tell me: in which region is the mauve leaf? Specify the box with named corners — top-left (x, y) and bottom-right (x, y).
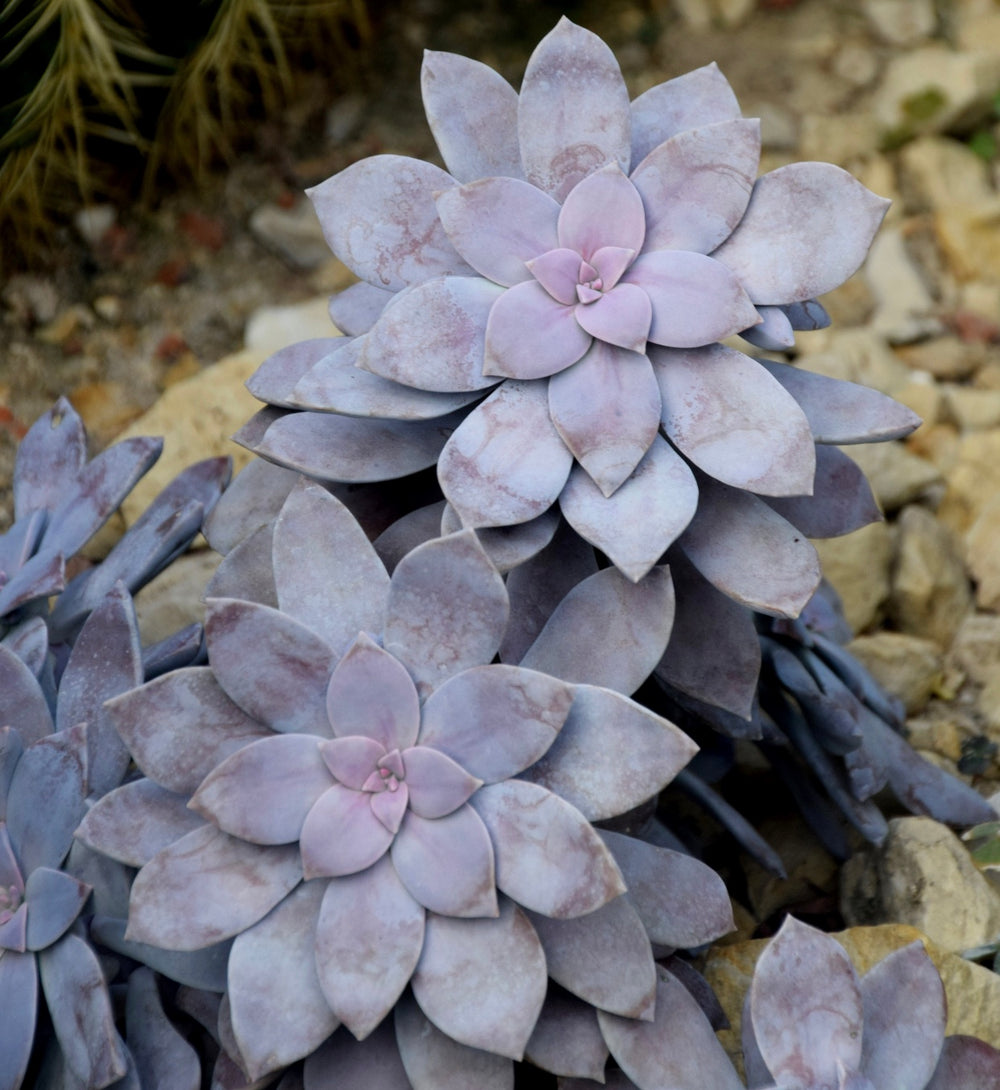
top-left (13, 397), bottom-right (86, 519)
top-left (385, 530), bottom-right (508, 696)
top-left (91, 915), bottom-right (231, 991)
top-left (741, 304), bottom-right (796, 351)
top-left (0, 903), bottom-right (27, 952)
top-left (631, 119), bottom-right (759, 253)
top-left (205, 522), bottom-right (277, 608)
top-left (483, 281), bottom-right (593, 380)
top-left (558, 164), bottom-right (645, 259)
top-left (437, 177), bottom-right (559, 286)
top-left (472, 781), bottom-right (624, 917)
top-left (0, 510), bottom-right (44, 583)
top-left (7, 726), bottom-right (85, 873)
top-left (39, 933), bottom-right (128, 1087)
top-left (764, 445), bottom-right (881, 539)
top-left (0, 645), bottom-right (53, 746)
top-left (328, 280), bottom-right (394, 336)
top-left (361, 277), bottom-right (504, 393)
top-left (207, 598), bottom-right (336, 737)
top-left (749, 917), bottom-right (863, 1088)
top-left (599, 965), bottom-right (743, 1090)
top-left (925, 1036), bottom-right (1000, 1090)
top-left (0, 727), bottom-right (25, 819)
top-left (229, 879), bottom-right (337, 1078)
top-left (679, 474), bottom-right (820, 618)
top-left (127, 825), bottom-right (302, 950)
top-left (307, 155), bottom-right (473, 290)
top-left (23, 867), bottom-right (91, 951)
top-left (293, 337), bottom-right (481, 419)
top-left (712, 163), bottom-right (891, 304)
top-left (273, 480), bottom-right (390, 658)
top-left (525, 992), bottom-right (608, 1080)
top-left (756, 358), bottom-right (922, 444)
top-left (391, 804), bottom-right (498, 917)
top-left (255, 408), bottom-right (459, 484)
top-left (304, 1021), bottom-right (411, 1089)
top-left (559, 433), bottom-right (697, 582)
top-left (107, 668), bottom-right (269, 795)
top-left (529, 896), bottom-right (655, 1019)
top-left (1, 616), bottom-right (48, 677)
top-left (247, 338), bottom-right (342, 408)
top-left (599, 830), bottom-right (734, 947)
top-left (522, 684), bottom-right (696, 821)
top-left (404, 746), bottom-right (481, 818)
top-left (421, 50), bottom-right (522, 183)
top-left (76, 779), bottom-right (205, 867)
top-left (191, 734), bottom-right (333, 845)
top-left (859, 941), bottom-right (945, 1089)
top-left (548, 342), bottom-right (661, 497)
top-left (202, 458), bottom-right (298, 557)
top-left (412, 897), bottom-right (546, 1059)
top-left (374, 502), bottom-right (446, 574)
top-left (655, 548), bottom-right (761, 719)
top-left (519, 564), bottom-right (675, 696)
top-left (440, 504), bottom-right (561, 575)
top-left (42, 437), bottom-right (161, 561)
top-left (315, 855), bottom-right (424, 1038)
top-left (629, 62), bottom-right (741, 167)
top-left (439, 380), bottom-right (574, 528)
top-left (125, 967), bottom-right (201, 1090)
top-left (326, 633), bottom-right (421, 748)
top-left (653, 345), bottom-right (816, 496)
top-left (300, 784), bottom-right (394, 879)
top-left (57, 583), bottom-right (142, 796)
top-left (419, 664), bottom-right (573, 782)
top-left (0, 948), bottom-right (35, 1090)
top-left (0, 548), bottom-right (65, 618)
top-left (518, 18), bottom-right (631, 201)
top-left (573, 284), bottom-right (651, 354)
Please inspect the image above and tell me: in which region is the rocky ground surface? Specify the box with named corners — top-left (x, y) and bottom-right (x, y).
top-left (5, 0), bottom-right (1000, 1058)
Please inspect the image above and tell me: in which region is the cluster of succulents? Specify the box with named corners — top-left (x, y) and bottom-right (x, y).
top-left (5, 16), bottom-right (1000, 1089)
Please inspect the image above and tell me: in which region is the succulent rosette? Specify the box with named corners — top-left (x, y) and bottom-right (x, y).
top-left (78, 479), bottom-right (733, 1085)
top-left (239, 16), bottom-right (918, 616)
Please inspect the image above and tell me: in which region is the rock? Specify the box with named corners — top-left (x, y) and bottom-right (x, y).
top-left (703, 923), bottom-right (1000, 1072)
top-left (842, 441), bottom-right (943, 512)
top-left (840, 816), bottom-right (1000, 953)
top-left (244, 296), bottom-right (336, 356)
top-left (949, 614), bottom-right (1000, 686)
top-left (955, 8), bottom-right (1000, 54)
top-left (934, 199), bottom-right (1000, 283)
top-left (942, 384), bottom-right (1000, 431)
top-left (896, 336), bottom-right (982, 382)
top-left (898, 136), bottom-right (995, 213)
top-left (864, 0), bottom-right (937, 46)
top-left (73, 204), bottom-right (116, 246)
top-left (673, 0), bottom-right (754, 30)
top-left (937, 430), bottom-right (1000, 533)
top-left (133, 550), bottom-right (222, 646)
top-left (978, 674), bottom-right (1000, 732)
top-left (249, 200), bottom-right (333, 270)
top-left (2, 275), bottom-right (60, 325)
top-left (905, 711), bottom-right (966, 764)
top-left (890, 503), bottom-right (971, 648)
top-left (864, 227), bottom-right (943, 344)
top-left (799, 112), bottom-right (881, 164)
top-left (813, 520), bottom-right (893, 633)
top-left (891, 377), bottom-right (942, 436)
top-left (832, 41), bottom-right (880, 88)
top-left (847, 631), bottom-right (943, 713)
top-left (741, 818), bottom-right (839, 925)
top-left (875, 47), bottom-right (1000, 138)
top-left (795, 328), bottom-right (914, 395)
top-left (967, 493), bottom-right (1000, 611)
top-left (752, 101), bottom-right (799, 151)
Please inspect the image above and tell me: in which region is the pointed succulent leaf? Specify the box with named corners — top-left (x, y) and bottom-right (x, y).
top-left (441, 505), bottom-right (561, 575)
top-left (765, 445), bottom-right (881, 539)
top-left (653, 344), bottom-right (816, 496)
top-left (558, 434), bottom-right (697, 581)
top-left (190, 734), bottom-right (333, 845)
top-left (23, 867), bottom-right (91, 951)
top-left (412, 897), bottom-right (547, 1059)
top-left (107, 668), bottom-right (269, 795)
top-left (300, 784), bottom-right (395, 878)
top-left (384, 530), bottom-right (508, 696)
top-left (557, 164), bottom-right (645, 258)
top-left (548, 341), bottom-right (661, 497)
top-left (328, 280), bottom-right (393, 336)
top-left (76, 779), bottom-right (205, 868)
top-left (471, 781), bottom-right (625, 917)
top-left (419, 664), bottom-right (573, 782)
top-left (326, 633), bottom-right (421, 747)
top-left (572, 283), bottom-right (652, 353)
top-left (924, 1036), bottom-right (1000, 1090)
top-left (202, 458), bottom-right (298, 557)
top-left (756, 358), bottom-right (922, 444)
top-left (439, 380), bottom-right (574, 528)
top-left (273, 480), bottom-right (390, 657)
top-left (125, 967), bottom-right (201, 1090)
top-left (91, 915), bottom-right (231, 991)
top-left (205, 522), bottom-right (277, 609)
top-left (518, 18), bottom-right (631, 201)
top-left (0, 549), bottom-right (65, 619)
top-left (712, 163), bottom-right (891, 304)
top-left (403, 746), bottom-right (482, 818)
top-left (629, 62), bottom-right (741, 167)
top-left (247, 338), bottom-right (342, 408)
top-left (374, 502), bottom-right (446, 574)
top-left (750, 917), bottom-right (863, 1088)
top-left (422, 50), bottom-right (522, 182)
top-left (304, 1020), bottom-right (411, 1089)
top-left (391, 805), bottom-right (498, 916)
top-left (522, 684), bottom-right (697, 821)
top-left (600, 965), bottom-right (743, 1090)
top-left (127, 825), bottom-right (302, 950)
top-left (679, 474), bottom-right (821, 617)
top-left (519, 564), bottom-right (675, 695)
top-left (207, 598), bottom-right (337, 737)
top-left (599, 830), bottom-right (734, 947)
top-left (484, 280), bottom-right (593, 379)
top-left (741, 304), bottom-right (796, 351)
top-left (229, 879), bottom-right (337, 1078)
top-left (0, 727), bottom-right (25, 819)
top-left (307, 155), bottom-right (473, 290)
top-left (38, 933), bottom-right (128, 1087)
top-left (315, 854), bottom-right (425, 1038)
top-left (13, 397), bottom-right (86, 519)
top-left (0, 949), bottom-right (37, 1090)
top-left (0, 645), bottom-right (53, 746)
top-left (525, 992), bottom-right (608, 1080)
top-left (0, 510), bottom-right (44, 583)
top-left (630, 119), bottom-right (759, 253)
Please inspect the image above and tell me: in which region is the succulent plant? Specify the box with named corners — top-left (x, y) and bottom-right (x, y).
top-left (77, 478), bottom-right (734, 1086)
